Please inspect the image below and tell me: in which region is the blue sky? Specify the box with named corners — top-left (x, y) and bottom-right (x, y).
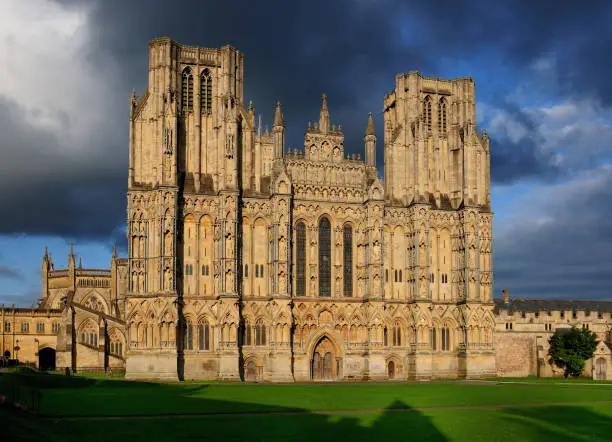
top-left (1, 0), bottom-right (611, 306)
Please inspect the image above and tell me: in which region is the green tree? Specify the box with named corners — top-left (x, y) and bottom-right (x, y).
top-left (548, 326), bottom-right (598, 378)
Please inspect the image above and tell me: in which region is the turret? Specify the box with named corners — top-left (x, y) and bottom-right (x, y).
top-left (273, 101), bottom-right (285, 160)
top-left (42, 246), bottom-right (50, 299)
top-left (68, 244), bottom-right (76, 291)
top-left (365, 112), bottom-right (377, 167)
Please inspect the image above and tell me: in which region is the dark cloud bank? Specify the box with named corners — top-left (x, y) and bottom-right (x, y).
top-left (2, 0), bottom-right (611, 299)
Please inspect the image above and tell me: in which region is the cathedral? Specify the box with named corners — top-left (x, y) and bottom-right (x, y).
top-left (1, 38), bottom-right (610, 382)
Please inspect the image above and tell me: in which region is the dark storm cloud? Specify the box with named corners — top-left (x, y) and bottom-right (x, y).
top-left (494, 167), bottom-right (612, 300)
top-left (0, 96), bottom-right (126, 239)
top-left (78, 0), bottom-right (430, 152)
top-left (3, 0), bottom-right (609, 243)
top-left (489, 100), bottom-right (562, 184)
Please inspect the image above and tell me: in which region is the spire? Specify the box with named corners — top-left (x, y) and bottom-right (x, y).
top-left (78, 257), bottom-right (82, 269)
top-left (112, 243), bottom-right (117, 258)
top-left (43, 246), bottom-right (48, 260)
top-left (319, 93), bottom-right (330, 134)
top-left (274, 101), bottom-right (284, 127)
top-left (365, 112), bottom-right (376, 136)
top-left (69, 243), bottom-right (75, 259)
top-left (258, 114), bottom-right (262, 136)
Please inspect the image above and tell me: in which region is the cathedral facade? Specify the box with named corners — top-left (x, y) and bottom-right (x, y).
top-left (4, 38), bottom-right (608, 382)
top-left (123, 37), bottom-right (494, 381)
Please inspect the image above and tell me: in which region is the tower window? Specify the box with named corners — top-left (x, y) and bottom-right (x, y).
top-left (200, 69), bottom-right (212, 115)
top-left (438, 98), bottom-right (447, 132)
top-left (182, 67), bottom-right (194, 112)
top-left (424, 96), bottom-right (432, 132)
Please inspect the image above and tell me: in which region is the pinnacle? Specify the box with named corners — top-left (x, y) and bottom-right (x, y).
top-left (365, 112), bottom-right (376, 136)
top-left (274, 101), bottom-right (284, 126)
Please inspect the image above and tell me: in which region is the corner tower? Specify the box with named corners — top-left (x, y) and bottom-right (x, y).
top-left (125, 38), bottom-right (247, 380)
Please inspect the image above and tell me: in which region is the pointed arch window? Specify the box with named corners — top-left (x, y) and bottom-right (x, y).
top-left (183, 320), bottom-right (193, 350)
top-left (318, 218), bottom-right (331, 297)
top-left (424, 96), bottom-right (432, 132)
top-left (182, 67), bottom-right (194, 112)
top-left (343, 224), bottom-right (353, 297)
top-left (296, 222), bottom-right (306, 297)
top-left (255, 319), bottom-right (266, 346)
top-left (438, 98), bottom-right (447, 133)
top-left (200, 69), bottom-right (212, 115)
top-left (198, 321), bottom-right (210, 350)
top-left (393, 322), bottom-right (402, 346)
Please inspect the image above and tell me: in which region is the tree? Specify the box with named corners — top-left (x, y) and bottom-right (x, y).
top-left (548, 326), bottom-right (598, 378)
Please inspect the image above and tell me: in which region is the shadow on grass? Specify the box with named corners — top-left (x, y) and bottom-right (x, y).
top-left (1, 372), bottom-right (448, 442)
top-left (501, 405), bottom-right (612, 441)
top-left (5, 372), bottom-right (612, 442)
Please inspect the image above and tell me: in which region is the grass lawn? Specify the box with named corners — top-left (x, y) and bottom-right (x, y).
top-left (3, 372), bottom-right (612, 441)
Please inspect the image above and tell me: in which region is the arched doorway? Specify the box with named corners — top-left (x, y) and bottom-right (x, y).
top-left (311, 336), bottom-right (339, 381)
top-left (245, 359), bottom-right (258, 382)
top-left (596, 358), bottom-right (607, 380)
top-left (38, 347), bottom-right (56, 371)
top-left (388, 360), bottom-right (395, 379)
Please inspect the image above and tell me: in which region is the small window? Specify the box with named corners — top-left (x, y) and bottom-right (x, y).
top-left (385, 269), bottom-right (388, 282)
top-left (37, 322), bottom-right (45, 333)
top-left (4, 321), bottom-right (10, 332)
top-left (21, 322), bottom-right (29, 333)
top-left (244, 264), bottom-right (249, 278)
top-left (572, 311), bottom-right (577, 319)
top-left (560, 311), bottom-right (565, 319)
top-left (598, 312), bottom-right (603, 319)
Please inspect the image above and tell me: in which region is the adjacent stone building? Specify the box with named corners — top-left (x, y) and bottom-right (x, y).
top-left (1, 37), bottom-right (610, 381)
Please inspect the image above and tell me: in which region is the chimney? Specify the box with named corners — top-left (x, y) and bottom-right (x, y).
top-left (502, 289), bottom-right (510, 304)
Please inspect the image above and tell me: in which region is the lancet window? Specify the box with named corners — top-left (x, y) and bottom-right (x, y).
top-left (198, 321), bottom-right (211, 350)
top-left (200, 69), bottom-right (212, 115)
top-left (319, 218), bottom-right (331, 297)
top-left (438, 97), bottom-right (447, 133)
top-left (343, 225), bottom-right (353, 297)
top-left (296, 222), bottom-right (306, 297)
top-left (182, 67), bottom-right (194, 112)
top-left (424, 95), bottom-right (432, 132)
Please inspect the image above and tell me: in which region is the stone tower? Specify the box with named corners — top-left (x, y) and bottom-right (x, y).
top-left (382, 72), bottom-right (494, 377)
top-left (126, 38), bottom-right (246, 379)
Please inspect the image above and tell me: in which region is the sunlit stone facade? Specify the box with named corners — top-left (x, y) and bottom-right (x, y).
top-left (123, 37), bottom-right (494, 381)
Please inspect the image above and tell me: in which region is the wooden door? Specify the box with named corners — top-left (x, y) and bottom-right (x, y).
top-left (323, 352), bottom-right (333, 379)
top-left (388, 361), bottom-right (395, 379)
top-left (596, 358), bottom-right (606, 380)
top-left (246, 360), bottom-right (257, 382)
top-left (312, 352), bottom-right (322, 380)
